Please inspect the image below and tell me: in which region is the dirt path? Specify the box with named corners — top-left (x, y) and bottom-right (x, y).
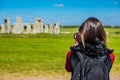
top-left (0, 76), bottom-right (120, 80)
top-left (0, 73), bottom-right (70, 80)
top-left (0, 73), bottom-right (120, 80)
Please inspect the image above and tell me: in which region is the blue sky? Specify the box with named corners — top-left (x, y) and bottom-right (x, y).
top-left (0, 0), bottom-right (120, 26)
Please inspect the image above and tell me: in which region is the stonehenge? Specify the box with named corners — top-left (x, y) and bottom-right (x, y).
top-left (0, 16), bottom-right (60, 34)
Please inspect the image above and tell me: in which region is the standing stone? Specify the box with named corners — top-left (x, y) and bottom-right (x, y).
top-left (54, 22), bottom-right (60, 34)
top-left (40, 19), bottom-right (43, 33)
top-left (22, 23), bottom-right (32, 34)
top-left (49, 24), bottom-right (53, 34)
top-left (26, 24), bottom-right (32, 33)
top-left (13, 16), bottom-right (23, 34)
top-left (30, 24), bottom-right (34, 33)
top-left (4, 18), bottom-right (11, 33)
top-left (10, 25), bottom-right (14, 34)
top-left (31, 24), bottom-right (37, 34)
top-left (0, 24), bottom-right (5, 33)
top-left (44, 24), bottom-right (49, 33)
top-left (22, 24), bottom-right (27, 34)
top-left (35, 17), bottom-right (40, 33)
top-left (33, 17), bottom-right (43, 33)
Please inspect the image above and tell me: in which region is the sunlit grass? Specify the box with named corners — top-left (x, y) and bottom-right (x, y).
top-left (0, 28), bottom-right (120, 77)
top-left (0, 33), bottom-right (74, 76)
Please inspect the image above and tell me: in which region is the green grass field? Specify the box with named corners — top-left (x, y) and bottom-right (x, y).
top-left (0, 27), bottom-right (120, 77)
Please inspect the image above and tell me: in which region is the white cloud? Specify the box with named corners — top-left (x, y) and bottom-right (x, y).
top-left (114, 2), bottom-right (119, 5)
top-left (53, 4), bottom-right (64, 7)
top-left (27, 16), bottom-right (32, 18)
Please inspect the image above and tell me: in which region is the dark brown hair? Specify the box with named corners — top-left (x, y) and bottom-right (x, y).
top-left (79, 17), bottom-right (107, 48)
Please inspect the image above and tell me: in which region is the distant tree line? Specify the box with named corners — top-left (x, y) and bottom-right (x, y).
top-left (61, 25), bottom-right (120, 28)
top-left (61, 25), bottom-right (79, 28)
top-left (104, 25), bottom-right (120, 28)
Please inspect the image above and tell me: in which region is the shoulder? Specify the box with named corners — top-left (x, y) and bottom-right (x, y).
top-left (66, 50), bottom-right (72, 61)
top-left (65, 50), bottom-right (72, 72)
top-left (67, 50), bottom-right (72, 57)
top-left (109, 52), bottom-right (115, 64)
top-left (107, 48), bottom-right (115, 64)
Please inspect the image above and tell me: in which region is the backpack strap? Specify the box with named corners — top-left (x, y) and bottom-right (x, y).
top-left (70, 47), bottom-right (84, 80)
top-left (76, 51), bottom-right (84, 63)
top-left (71, 61), bottom-right (81, 80)
top-left (99, 55), bottom-right (110, 80)
top-left (70, 46), bottom-right (84, 63)
top-left (99, 55), bottom-right (107, 62)
top-left (71, 51), bottom-right (84, 80)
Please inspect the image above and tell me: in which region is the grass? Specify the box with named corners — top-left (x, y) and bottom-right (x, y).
top-left (0, 27), bottom-right (120, 77)
top-left (0, 33), bottom-right (74, 76)
top-left (105, 28), bottom-right (120, 76)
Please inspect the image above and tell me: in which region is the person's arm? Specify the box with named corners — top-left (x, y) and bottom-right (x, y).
top-left (65, 50), bottom-right (72, 72)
